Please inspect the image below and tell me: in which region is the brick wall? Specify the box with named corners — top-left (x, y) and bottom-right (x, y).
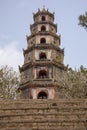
top-left (0, 99), bottom-right (87, 130)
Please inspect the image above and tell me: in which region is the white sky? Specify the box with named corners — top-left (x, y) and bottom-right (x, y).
top-left (0, 0), bottom-right (87, 71)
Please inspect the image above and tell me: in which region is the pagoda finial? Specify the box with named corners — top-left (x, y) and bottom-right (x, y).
top-left (38, 8), bottom-right (40, 12)
top-left (43, 5), bottom-right (45, 9)
top-left (42, 5), bottom-right (46, 12)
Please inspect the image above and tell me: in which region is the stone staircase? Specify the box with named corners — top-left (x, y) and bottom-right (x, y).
top-left (0, 99), bottom-right (87, 130)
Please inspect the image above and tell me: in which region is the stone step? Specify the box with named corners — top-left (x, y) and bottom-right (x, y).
top-left (0, 122), bottom-right (86, 130)
top-left (0, 99), bottom-right (86, 105)
top-left (0, 99), bottom-right (86, 130)
top-left (0, 103), bottom-right (87, 109)
top-left (0, 110), bottom-right (86, 119)
top-left (0, 112), bottom-right (86, 116)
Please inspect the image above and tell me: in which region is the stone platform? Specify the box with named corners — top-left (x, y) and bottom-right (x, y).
top-left (0, 99), bottom-right (87, 130)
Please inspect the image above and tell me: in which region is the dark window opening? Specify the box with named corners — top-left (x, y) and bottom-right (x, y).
top-left (41, 26), bottom-right (46, 31)
top-left (40, 38), bottom-right (46, 43)
top-left (38, 91), bottom-right (47, 99)
top-left (30, 95), bottom-right (33, 99)
top-left (39, 70), bottom-right (48, 78)
top-left (42, 16), bottom-right (46, 21)
top-left (40, 52), bottom-right (47, 60)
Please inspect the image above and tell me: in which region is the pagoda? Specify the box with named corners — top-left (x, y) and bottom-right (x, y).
top-left (18, 7), bottom-right (67, 99)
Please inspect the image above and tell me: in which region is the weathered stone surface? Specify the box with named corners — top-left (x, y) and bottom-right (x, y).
top-left (0, 99), bottom-right (87, 130)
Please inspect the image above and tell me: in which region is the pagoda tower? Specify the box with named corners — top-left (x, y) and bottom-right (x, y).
top-left (18, 8), bottom-right (67, 99)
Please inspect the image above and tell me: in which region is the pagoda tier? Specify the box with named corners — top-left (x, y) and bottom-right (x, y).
top-left (23, 43), bottom-right (63, 55)
top-left (18, 8), bottom-right (67, 99)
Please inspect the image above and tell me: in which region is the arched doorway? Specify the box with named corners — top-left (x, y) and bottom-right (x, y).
top-left (39, 70), bottom-right (47, 78)
top-left (38, 91), bottom-right (47, 99)
top-left (42, 16), bottom-right (46, 21)
top-left (40, 38), bottom-right (46, 44)
top-left (41, 26), bottom-right (46, 31)
top-left (39, 52), bottom-right (47, 60)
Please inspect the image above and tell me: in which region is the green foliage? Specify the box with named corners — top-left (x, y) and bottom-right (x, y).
top-left (0, 65), bottom-right (87, 99)
top-left (78, 12), bottom-right (87, 29)
top-left (0, 65), bottom-right (20, 99)
top-left (57, 66), bottom-right (87, 98)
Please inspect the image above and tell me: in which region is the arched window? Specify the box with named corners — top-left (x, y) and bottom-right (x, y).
top-left (39, 52), bottom-right (47, 60)
top-left (42, 16), bottom-right (46, 21)
top-left (39, 70), bottom-right (47, 78)
top-left (41, 26), bottom-right (46, 31)
top-left (40, 38), bottom-right (46, 43)
top-left (38, 91), bottom-right (47, 99)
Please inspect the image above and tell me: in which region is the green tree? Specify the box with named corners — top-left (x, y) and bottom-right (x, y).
top-left (0, 66), bottom-right (20, 99)
top-left (56, 66), bottom-right (87, 98)
top-left (78, 12), bottom-right (87, 29)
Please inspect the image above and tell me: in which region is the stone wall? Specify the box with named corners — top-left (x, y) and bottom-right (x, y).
top-left (0, 99), bottom-right (87, 130)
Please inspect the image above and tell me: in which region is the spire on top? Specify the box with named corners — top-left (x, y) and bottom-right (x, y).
top-left (42, 5), bottom-right (46, 12)
top-left (43, 5), bottom-right (45, 9)
top-left (33, 7), bottom-right (55, 21)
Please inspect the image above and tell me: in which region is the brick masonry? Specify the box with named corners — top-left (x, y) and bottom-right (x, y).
top-left (0, 99), bottom-right (87, 130)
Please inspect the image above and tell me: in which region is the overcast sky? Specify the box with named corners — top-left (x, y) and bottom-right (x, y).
top-left (0, 0), bottom-right (87, 71)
